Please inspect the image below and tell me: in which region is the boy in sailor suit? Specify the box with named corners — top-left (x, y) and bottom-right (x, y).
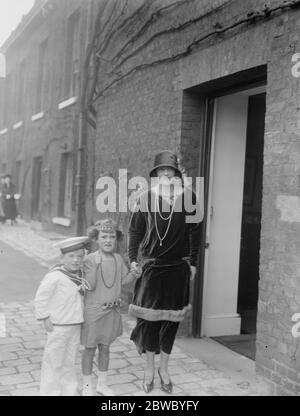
top-left (34, 236), bottom-right (89, 396)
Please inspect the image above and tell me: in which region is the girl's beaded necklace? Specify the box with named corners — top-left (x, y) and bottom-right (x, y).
top-left (99, 254), bottom-right (117, 289)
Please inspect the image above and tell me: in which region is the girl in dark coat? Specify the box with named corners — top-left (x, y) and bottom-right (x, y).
top-left (2, 175), bottom-right (18, 225)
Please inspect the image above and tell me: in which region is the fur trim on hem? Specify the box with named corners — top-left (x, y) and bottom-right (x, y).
top-left (128, 304), bottom-right (192, 322)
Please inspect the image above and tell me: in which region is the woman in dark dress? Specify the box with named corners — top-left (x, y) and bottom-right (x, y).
top-left (2, 175), bottom-right (18, 225)
top-left (128, 150), bottom-right (202, 394)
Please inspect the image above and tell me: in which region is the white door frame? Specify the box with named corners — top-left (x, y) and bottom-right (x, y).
top-left (200, 85), bottom-right (266, 337)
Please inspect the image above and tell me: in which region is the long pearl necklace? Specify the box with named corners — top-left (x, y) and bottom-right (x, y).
top-left (154, 194), bottom-right (175, 246)
top-left (100, 255), bottom-right (117, 289)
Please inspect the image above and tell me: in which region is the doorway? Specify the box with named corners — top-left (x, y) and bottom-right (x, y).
top-left (238, 93), bottom-right (265, 336)
top-left (202, 87), bottom-right (265, 360)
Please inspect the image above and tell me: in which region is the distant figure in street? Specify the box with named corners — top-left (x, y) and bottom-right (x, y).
top-left (81, 219), bottom-right (139, 396)
top-left (0, 174), bottom-right (5, 224)
top-left (2, 174), bottom-right (18, 225)
top-left (34, 236), bottom-right (89, 396)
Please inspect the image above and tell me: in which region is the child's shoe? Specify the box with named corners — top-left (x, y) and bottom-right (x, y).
top-left (82, 375), bottom-right (93, 396)
top-left (82, 383), bottom-right (93, 396)
top-left (96, 383), bottom-right (115, 396)
top-left (96, 371), bottom-right (115, 396)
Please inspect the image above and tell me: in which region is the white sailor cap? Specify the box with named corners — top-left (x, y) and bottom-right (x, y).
top-left (53, 236), bottom-right (89, 254)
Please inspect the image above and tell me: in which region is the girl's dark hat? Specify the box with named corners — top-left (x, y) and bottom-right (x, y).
top-left (149, 150), bottom-right (182, 177)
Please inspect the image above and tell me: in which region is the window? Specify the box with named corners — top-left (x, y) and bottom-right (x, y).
top-left (64, 10), bottom-right (80, 98)
top-left (0, 80), bottom-right (4, 126)
top-left (15, 161), bottom-right (22, 193)
top-left (31, 156), bottom-right (43, 219)
top-left (35, 39), bottom-right (48, 113)
top-left (16, 60), bottom-right (26, 121)
top-left (3, 73), bottom-right (11, 125)
top-left (58, 152), bottom-right (73, 218)
top-left (1, 138), bottom-right (8, 168)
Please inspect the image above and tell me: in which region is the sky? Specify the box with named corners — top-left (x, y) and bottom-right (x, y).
top-left (0, 0), bottom-right (35, 47)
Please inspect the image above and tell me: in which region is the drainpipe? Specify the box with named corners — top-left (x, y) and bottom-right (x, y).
top-left (75, 111), bottom-right (85, 236)
top-left (75, 0), bottom-right (93, 236)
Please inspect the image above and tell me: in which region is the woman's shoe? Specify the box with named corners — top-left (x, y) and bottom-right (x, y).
top-left (158, 368), bottom-right (173, 394)
top-left (142, 375), bottom-right (154, 393)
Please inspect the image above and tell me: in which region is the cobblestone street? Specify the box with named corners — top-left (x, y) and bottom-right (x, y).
top-left (0, 221), bottom-right (271, 396)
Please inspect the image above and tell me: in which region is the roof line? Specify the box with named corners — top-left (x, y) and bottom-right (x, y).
top-left (0, 0), bottom-right (49, 53)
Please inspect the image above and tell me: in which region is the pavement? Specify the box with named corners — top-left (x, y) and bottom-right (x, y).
top-left (0, 219), bottom-right (272, 396)
top-left (0, 240), bottom-right (47, 303)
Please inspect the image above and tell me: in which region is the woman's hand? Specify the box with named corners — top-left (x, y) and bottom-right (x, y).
top-left (43, 317), bottom-right (54, 333)
top-left (190, 265), bottom-right (196, 281)
top-left (131, 262), bottom-right (142, 279)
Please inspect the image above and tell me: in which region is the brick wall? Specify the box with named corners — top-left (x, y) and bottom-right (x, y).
top-left (92, 0), bottom-right (300, 394)
top-left (255, 8), bottom-right (300, 395)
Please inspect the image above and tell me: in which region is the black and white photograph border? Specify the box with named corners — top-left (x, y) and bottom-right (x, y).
top-left (0, 0), bottom-right (300, 398)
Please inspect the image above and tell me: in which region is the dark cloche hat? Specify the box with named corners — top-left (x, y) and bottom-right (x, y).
top-left (149, 150), bottom-right (182, 178)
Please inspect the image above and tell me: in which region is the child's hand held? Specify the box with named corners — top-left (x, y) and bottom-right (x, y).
top-left (44, 317), bottom-right (54, 333)
top-left (130, 262), bottom-right (142, 279)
